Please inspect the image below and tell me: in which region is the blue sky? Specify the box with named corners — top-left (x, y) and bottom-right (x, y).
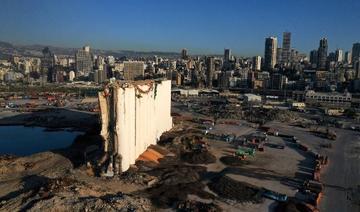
top-left (0, 0), bottom-right (359, 56)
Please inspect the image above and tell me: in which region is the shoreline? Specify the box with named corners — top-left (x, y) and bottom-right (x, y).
top-left (0, 108), bottom-right (98, 132)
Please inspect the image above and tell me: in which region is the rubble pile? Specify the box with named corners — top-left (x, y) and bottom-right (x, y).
top-left (0, 175), bottom-right (153, 212)
top-left (177, 200), bottom-right (222, 212)
top-left (245, 108), bottom-right (299, 124)
top-left (119, 170), bottom-right (156, 186)
top-left (145, 164), bottom-right (214, 208)
top-left (220, 156), bottom-right (251, 166)
top-left (208, 175), bottom-right (262, 203)
top-left (181, 151), bottom-right (216, 164)
top-left (24, 192), bottom-right (152, 212)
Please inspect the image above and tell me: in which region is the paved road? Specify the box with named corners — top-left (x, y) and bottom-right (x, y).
top-left (319, 129), bottom-right (360, 212)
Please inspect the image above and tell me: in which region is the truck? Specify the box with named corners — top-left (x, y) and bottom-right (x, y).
top-left (298, 143), bottom-right (309, 151)
top-left (261, 189), bottom-right (288, 202)
top-left (303, 180), bottom-right (323, 194)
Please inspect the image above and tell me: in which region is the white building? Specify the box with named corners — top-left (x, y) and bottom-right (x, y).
top-left (305, 90), bottom-right (352, 108)
top-left (253, 56), bottom-right (261, 71)
top-left (244, 93), bottom-right (262, 103)
top-left (335, 49), bottom-right (343, 62)
top-left (69, 71), bottom-right (75, 82)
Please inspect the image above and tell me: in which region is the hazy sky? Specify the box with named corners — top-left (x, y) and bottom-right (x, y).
top-left (0, 0), bottom-right (359, 56)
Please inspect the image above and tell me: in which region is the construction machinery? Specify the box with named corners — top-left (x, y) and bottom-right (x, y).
top-left (310, 126), bottom-right (337, 140)
top-left (234, 147), bottom-right (256, 159)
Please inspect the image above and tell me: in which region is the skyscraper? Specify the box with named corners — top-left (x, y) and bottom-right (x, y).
top-left (317, 38), bottom-right (328, 70)
top-left (75, 46), bottom-right (93, 76)
top-left (335, 49), bottom-right (343, 62)
top-left (181, 49), bottom-right (188, 60)
top-left (276, 47), bottom-right (282, 65)
top-left (281, 32), bottom-right (291, 65)
top-left (345, 51), bottom-right (352, 64)
top-left (205, 57), bottom-right (214, 88)
top-left (264, 36), bottom-right (278, 70)
top-left (310, 50), bottom-right (318, 67)
top-left (41, 47), bottom-right (54, 84)
top-left (224, 49), bottom-right (231, 62)
top-left (352, 43), bottom-right (360, 63)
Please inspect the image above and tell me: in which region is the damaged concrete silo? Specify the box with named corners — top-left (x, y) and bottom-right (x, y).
top-left (98, 79), bottom-right (172, 175)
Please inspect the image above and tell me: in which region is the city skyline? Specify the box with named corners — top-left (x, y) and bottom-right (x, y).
top-left (0, 0), bottom-right (359, 56)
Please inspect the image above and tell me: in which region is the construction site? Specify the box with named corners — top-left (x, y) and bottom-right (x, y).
top-left (0, 81), bottom-right (359, 212)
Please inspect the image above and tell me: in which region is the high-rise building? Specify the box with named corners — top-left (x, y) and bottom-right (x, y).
top-left (310, 50), bottom-right (318, 67)
top-left (281, 32), bottom-right (291, 64)
top-left (224, 49), bottom-right (231, 62)
top-left (94, 68), bottom-right (107, 84)
top-left (276, 47), bottom-right (282, 65)
top-left (345, 51), bottom-right (352, 64)
top-left (264, 36), bottom-right (278, 70)
top-left (181, 49), bottom-right (188, 60)
top-left (271, 73), bottom-right (287, 90)
top-left (317, 38), bottom-right (328, 70)
top-left (355, 61), bottom-right (360, 79)
top-left (351, 43), bottom-right (360, 63)
top-left (335, 49), bottom-right (343, 62)
top-left (123, 61), bottom-right (144, 81)
top-left (205, 57), bottom-right (215, 88)
top-left (96, 55), bottom-right (105, 71)
top-left (41, 47), bottom-right (54, 84)
top-left (252, 56), bottom-right (261, 71)
top-left (75, 46), bottom-right (93, 76)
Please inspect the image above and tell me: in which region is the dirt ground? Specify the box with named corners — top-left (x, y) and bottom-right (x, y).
top-left (0, 102), bottom-right (341, 211)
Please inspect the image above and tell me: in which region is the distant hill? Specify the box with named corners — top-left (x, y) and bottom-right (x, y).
top-left (0, 41), bottom-right (14, 49)
top-left (0, 40), bottom-right (180, 58)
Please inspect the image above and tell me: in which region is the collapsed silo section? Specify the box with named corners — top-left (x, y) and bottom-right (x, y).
top-left (98, 79), bottom-right (172, 175)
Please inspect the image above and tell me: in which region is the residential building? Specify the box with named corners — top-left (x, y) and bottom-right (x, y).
top-left (75, 46), bottom-right (93, 76)
top-left (305, 90), bottom-right (352, 108)
top-left (352, 43), bottom-right (360, 64)
top-left (123, 61), bottom-right (144, 81)
top-left (281, 32), bottom-right (291, 65)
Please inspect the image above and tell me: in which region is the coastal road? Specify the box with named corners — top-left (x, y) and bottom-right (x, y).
top-left (319, 129), bottom-right (360, 212)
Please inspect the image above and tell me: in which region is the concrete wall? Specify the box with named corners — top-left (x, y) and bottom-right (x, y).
top-left (99, 80), bottom-right (172, 172)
